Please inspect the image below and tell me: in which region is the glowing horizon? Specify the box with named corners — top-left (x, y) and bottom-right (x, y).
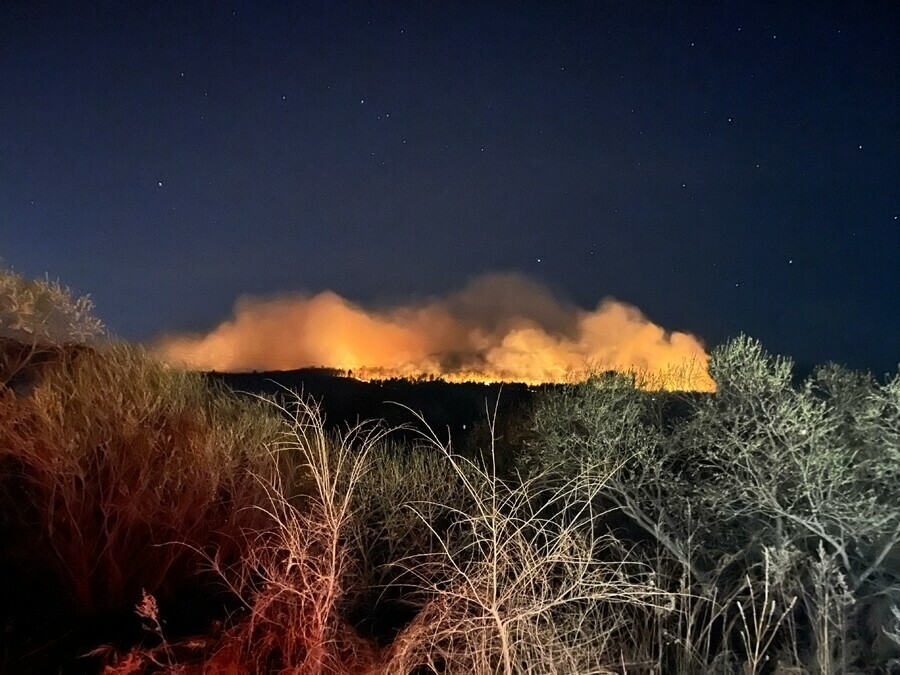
top-left (155, 273), bottom-right (716, 392)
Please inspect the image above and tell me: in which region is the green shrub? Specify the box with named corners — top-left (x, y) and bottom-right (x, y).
top-left (523, 335), bottom-right (900, 672)
top-left (345, 440), bottom-right (478, 641)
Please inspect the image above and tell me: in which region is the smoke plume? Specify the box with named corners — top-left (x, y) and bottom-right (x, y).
top-left (155, 273), bottom-right (714, 390)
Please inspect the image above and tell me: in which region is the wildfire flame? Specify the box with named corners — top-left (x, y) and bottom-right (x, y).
top-left (155, 273), bottom-right (715, 391)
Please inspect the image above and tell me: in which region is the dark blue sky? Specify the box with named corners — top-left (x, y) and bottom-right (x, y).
top-left (2, 1), bottom-right (897, 374)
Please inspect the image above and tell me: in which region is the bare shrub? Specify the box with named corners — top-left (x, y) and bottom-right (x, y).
top-left (205, 395), bottom-right (385, 674)
top-left (381, 410), bottom-right (673, 674)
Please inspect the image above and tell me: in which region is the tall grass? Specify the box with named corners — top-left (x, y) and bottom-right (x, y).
top-left (102, 394), bottom-right (681, 674)
top-left (376, 407), bottom-right (674, 674)
top-left (192, 396), bottom-right (389, 674)
top-left (1, 343), bottom-right (284, 617)
top-left (0, 269), bottom-right (291, 671)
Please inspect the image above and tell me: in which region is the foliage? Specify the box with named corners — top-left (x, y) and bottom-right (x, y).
top-left (522, 334), bottom-right (900, 672)
top-left (0, 340), bottom-right (285, 672)
top-left (381, 408), bottom-right (673, 675)
top-left (0, 267), bottom-right (105, 345)
top-left (345, 440), bottom-right (478, 641)
top-left (2, 267), bottom-right (898, 672)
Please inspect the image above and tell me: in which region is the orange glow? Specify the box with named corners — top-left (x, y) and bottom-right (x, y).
top-left (154, 273), bottom-right (715, 391)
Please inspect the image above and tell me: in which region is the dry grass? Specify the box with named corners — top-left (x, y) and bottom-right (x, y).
top-left (104, 395), bottom-right (680, 675)
top-left (3, 269), bottom-right (897, 673)
top-left (189, 396), bottom-right (388, 674)
top-left (379, 408), bottom-right (674, 675)
top-left (0, 339), bottom-right (284, 652)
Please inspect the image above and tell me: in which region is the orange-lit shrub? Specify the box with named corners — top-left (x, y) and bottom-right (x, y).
top-left (0, 341), bottom-right (283, 619)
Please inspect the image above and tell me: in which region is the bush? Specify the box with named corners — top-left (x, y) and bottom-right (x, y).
top-left (0, 268), bottom-right (105, 345)
top-left (345, 439), bottom-right (479, 643)
top-left (174, 396), bottom-right (386, 674)
top-left (523, 334), bottom-right (900, 672)
top-left (680, 338), bottom-right (900, 671)
top-left (381, 410), bottom-right (673, 675)
top-left (0, 339), bottom-right (286, 671)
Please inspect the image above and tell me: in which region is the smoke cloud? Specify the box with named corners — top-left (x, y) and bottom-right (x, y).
top-left (155, 273), bottom-right (714, 390)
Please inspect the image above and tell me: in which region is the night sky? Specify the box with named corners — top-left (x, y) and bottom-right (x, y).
top-left (2, 1), bottom-right (898, 376)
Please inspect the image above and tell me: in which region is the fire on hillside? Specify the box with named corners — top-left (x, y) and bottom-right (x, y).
top-left (155, 273), bottom-right (715, 391)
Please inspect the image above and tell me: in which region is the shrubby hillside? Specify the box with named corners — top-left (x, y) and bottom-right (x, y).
top-left (1, 268), bottom-right (897, 674)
